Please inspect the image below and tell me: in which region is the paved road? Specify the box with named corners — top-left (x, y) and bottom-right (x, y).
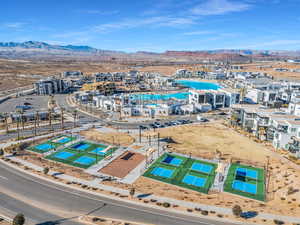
top-left (0, 122), bottom-right (74, 142)
top-left (0, 162), bottom-right (235, 225)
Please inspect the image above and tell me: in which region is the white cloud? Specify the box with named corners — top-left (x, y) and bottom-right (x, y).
top-left (76, 9), bottom-right (119, 15)
top-left (191, 0), bottom-right (251, 15)
top-left (93, 16), bottom-right (196, 33)
top-left (2, 22), bottom-right (27, 29)
top-left (183, 30), bottom-right (214, 35)
top-left (247, 40), bottom-right (300, 48)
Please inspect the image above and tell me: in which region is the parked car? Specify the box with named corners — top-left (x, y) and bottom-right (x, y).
top-left (164, 122), bottom-right (172, 126)
top-left (240, 211), bottom-right (258, 219)
top-left (139, 125), bottom-right (148, 130)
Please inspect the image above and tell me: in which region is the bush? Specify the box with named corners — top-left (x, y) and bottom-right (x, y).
top-left (43, 167), bottom-right (49, 175)
top-left (232, 205), bottom-right (242, 217)
top-left (274, 219), bottom-right (285, 225)
top-left (162, 202), bottom-right (170, 208)
top-left (201, 210), bottom-right (208, 216)
top-left (13, 213), bottom-right (25, 225)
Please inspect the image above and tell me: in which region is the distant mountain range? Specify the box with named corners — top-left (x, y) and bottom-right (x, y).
top-left (0, 41), bottom-right (299, 62)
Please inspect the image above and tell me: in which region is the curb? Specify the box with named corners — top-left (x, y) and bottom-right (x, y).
top-left (0, 159), bottom-right (251, 225)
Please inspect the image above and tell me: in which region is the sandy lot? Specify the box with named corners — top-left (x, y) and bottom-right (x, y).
top-left (80, 129), bottom-right (135, 147)
top-left (231, 62), bottom-right (300, 80)
top-left (143, 123), bottom-right (272, 164)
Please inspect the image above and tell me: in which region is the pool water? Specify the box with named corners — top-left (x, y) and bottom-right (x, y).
top-left (36, 143), bottom-right (53, 152)
top-left (182, 174), bottom-right (206, 187)
top-left (191, 162), bottom-right (213, 174)
top-left (72, 143), bottom-right (90, 151)
top-left (132, 92), bottom-right (190, 101)
top-left (176, 80), bottom-right (220, 90)
top-left (74, 156), bottom-right (96, 165)
top-left (151, 167), bottom-right (174, 178)
top-left (54, 151), bottom-right (74, 160)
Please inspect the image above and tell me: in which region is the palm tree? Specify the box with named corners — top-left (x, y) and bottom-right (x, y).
top-left (48, 109), bottom-right (53, 131)
top-left (4, 112), bottom-right (9, 134)
top-left (20, 111), bottom-right (25, 131)
top-left (239, 87), bottom-right (247, 103)
top-left (34, 112), bottom-right (37, 136)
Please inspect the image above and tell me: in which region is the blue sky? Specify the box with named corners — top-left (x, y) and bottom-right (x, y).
top-left (1, 0), bottom-right (300, 52)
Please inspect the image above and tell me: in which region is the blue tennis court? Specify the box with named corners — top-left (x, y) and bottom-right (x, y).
top-left (72, 143), bottom-right (91, 151)
top-left (191, 162), bottom-right (213, 174)
top-left (151, 167), bottom-right (174, 178)
top-left (36, 143), bottom-right (53, 152)
top-left (90, 146), bottom-right (107, 155)
top-left (236, 168), bottom-right (258, 179)
top-left (162, 155), bottom-right (182, 166)
top-left (182, 174), bottom-right (207, 187)
top-left (54, 151), bottom-right (74, 160)
top-left (74, 156), bottom-right (96, 165)
top-left (232, 180), bottom-right (257, 194)
top-left (56, 137), bottom-right (71, 144)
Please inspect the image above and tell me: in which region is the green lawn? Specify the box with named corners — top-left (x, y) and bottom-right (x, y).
top-left (143, 153), bottom-right (217, 194)
top-left (45, 140), bottom-right (118, 169)
top-left (223, 163), bottom-right (265, 201)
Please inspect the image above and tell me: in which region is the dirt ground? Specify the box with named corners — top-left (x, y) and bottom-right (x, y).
top-left (143, 122), bottom-right (272, 163)
top-left (100, 122), bottom-right (300, 222)
top-left (231, 62), bottom-right (300, 80)
top-left (19, 151), bottom-right (94, 181)
top-left (80, 215), bottom-right (150, 225)
top-left (0, 220), bottom-right (10, 225)
top-left (80, 129), bottom-right (135, 147)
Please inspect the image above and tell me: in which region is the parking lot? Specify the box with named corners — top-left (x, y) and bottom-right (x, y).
top-left (0, 95), bottom-right (49, 113)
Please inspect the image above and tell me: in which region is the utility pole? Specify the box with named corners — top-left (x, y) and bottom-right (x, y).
top-left (61, 108), bottom-right (64, 130)
top-left (139, 126), bottom-right (142, 143)
top-left (16, 118), bottom-right (20, 140)
top-left (157, 132), bottom-right (160, 156)
top-left (73, 110), bottom-right (77, 128)
top-left (4, 113), bottom-right (8, 134)
top-left (34, 113), bottom-right (37, 136)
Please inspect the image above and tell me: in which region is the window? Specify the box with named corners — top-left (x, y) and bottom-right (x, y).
top-left (291, 128), bottom-right (297, 133)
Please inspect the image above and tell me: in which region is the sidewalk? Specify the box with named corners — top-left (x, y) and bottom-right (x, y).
top-left (5, 155), bottom-right (300, 224)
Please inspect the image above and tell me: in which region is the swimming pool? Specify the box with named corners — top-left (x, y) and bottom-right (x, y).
top-left (54, 151), bottom-right (74, 160)
top-left (72, 142), bottom-right (90, 151)
top-left (36, 143), bottom-right (53, 152)
top-left (132, 92), bottom-right (190, 101)
top-left (74, 156), bottom-right (96, 165)
top-left (177, 80), bottom-right (220, 90)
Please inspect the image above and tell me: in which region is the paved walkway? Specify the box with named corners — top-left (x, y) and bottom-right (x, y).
top-left (5, 156), bottom-right (300, 224)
